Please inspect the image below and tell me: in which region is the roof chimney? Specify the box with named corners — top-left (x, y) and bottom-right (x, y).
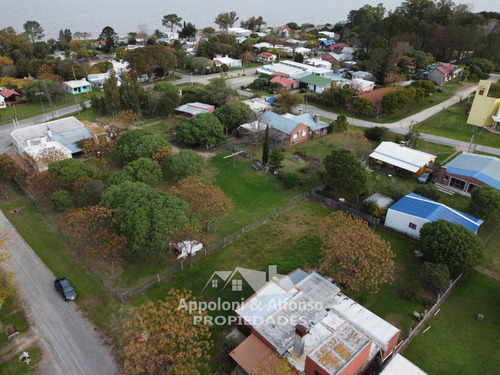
top-left (313, 114), bottom-right (319, 124)
top-left (26, 140), bottom-right (31, 148)
top-left (268, 265), bottom-right (277, 280)
top-left (293, 324), bottom-right (308, 356)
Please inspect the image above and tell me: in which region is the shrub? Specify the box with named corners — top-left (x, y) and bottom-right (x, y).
top-left (413, 184), bottom-right (440, 202)
top-left (382, 181), bottom-right (408, 201)
top-left (419, 262), bottom-right (450, 295)
top-left (50, 190), bottom-right (73, 213)
top-left (364, 126), bottom-right (388, 141)
top-left (282, 172), bottom-right (301, 188)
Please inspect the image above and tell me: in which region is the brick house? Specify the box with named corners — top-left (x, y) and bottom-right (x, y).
top-left (436, 152), bottom-right (500, 194)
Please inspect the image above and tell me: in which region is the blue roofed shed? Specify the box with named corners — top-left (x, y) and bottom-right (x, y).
top-left (385, 193), bottom-right (483, 238)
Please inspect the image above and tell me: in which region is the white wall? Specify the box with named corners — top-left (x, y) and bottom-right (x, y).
top-left (384, 210), bottom-right (429, 239)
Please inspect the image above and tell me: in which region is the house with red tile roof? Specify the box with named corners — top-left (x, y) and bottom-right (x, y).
top-left (0, 89), bottom-right (21, 105)
top-left (257, 52), bottom-right (277, 63)
top-left (269, 76), bottom-right (298, 90)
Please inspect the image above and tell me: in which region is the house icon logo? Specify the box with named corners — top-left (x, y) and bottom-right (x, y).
top-left (202, 265), bottom-right (284, 293)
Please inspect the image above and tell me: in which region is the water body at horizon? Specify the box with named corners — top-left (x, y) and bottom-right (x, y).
top-left (0, 0), bottom-right (495, 40)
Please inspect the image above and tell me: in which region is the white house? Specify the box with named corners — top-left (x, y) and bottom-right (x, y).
top-left (63, 79), bottom-right (92, 95)
top-left (213, 55), bottom-right (242, 69)
top-left (0, 95), bottom-right (6, 109)
top-left (385, 193), bottom-right (483, 238)
top-left (305, 58), bottom-right (332, 70)
top-left (10, 116), bottom-right (93, 171)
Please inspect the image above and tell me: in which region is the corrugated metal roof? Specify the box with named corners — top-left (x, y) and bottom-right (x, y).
top-left (389, 193), bottom-right (483, 233)
top-left (230, 334), bottom-right (274, 373)
top-left (369, 142), bottom-right (436, 173)
top-left (445, 153), bottom-right (500, 190)
top-left (10, 117), bottom-right (92, 153)
top-left (299, 74), bottom-right (332, 87)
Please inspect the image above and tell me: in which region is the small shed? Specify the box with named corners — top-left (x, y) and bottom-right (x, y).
top-left (63, 79), bottom-right (92, 95)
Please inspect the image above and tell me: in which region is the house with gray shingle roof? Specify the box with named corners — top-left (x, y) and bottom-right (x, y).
top-left (436, 153), bottom-right (500, 193)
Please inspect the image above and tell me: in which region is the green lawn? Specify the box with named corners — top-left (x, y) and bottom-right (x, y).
top-left (0, 295), bottom-right (29, 349)
top-left (0, 90), bottom-right (101, 127)
top-left (415, 102), bottom-right (500, 149)
top-left (0, 346), bottom-right (41, 375)
top-left (306, 82), bottom-right (466, 124)
top-left (404, 271), bottom-right (500, 375)
top-left (0, 196), bottom-right (119, 330)
top-left (478, 219), bottom-right (500, 275)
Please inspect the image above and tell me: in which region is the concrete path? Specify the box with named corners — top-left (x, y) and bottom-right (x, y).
top-left (0, 211), bottom-right (118, 375)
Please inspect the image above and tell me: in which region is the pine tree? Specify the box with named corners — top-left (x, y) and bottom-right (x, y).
top-left (262, 125), bottom-right (270, 165)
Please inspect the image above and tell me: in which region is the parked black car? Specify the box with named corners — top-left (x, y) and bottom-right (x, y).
top-left (418, 171), bottom-right (433, 184)
top-left (54, 277), bottom-right (78, 301)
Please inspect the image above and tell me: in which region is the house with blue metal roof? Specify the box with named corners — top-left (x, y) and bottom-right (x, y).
top-left (260, 111), bottom-right (329, 146)
top-left (385, 193), bottom-right (483, 238)
top-left (436, 152), bottom-right (500, 193)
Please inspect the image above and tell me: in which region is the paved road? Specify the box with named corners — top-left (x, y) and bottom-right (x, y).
top-left (0, 211), bottom-right (118, 375)
top-left (306, 73), bottom-right (500, 156)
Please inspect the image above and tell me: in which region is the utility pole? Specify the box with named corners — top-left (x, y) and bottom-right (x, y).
top-left (438, 106), bottom-right (445, 128)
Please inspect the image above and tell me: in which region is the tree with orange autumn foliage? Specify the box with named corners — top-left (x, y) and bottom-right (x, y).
top-left (318, 212), bottom-right (395, 294)
top-left (152, 145), bottom-right (173, 169)
top-left (58, 206), bottom-right (126, 273)
top-left (26, 170), bottom-right (62, 197)
top-left (169, 176), bottom-right (233, 231)
top-left (120, 289), bottom-right (212, 375)
top-left (82, 135), bottom-right (114, 158)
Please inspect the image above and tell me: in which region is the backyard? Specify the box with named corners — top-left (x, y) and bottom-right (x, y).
top-left (404, 271), bottom-right (500, 375)
top-left (138, 199), bottom-right (428, 374)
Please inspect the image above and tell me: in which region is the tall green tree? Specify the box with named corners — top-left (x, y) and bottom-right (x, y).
top-left (215, 12), bottom-right (239, 31)
top-left (48, 159), bottom-right (92, 188)
top-left (98, 26), bottom-right (118, 53)
top-left (178, 22), bottom-right (197, 39)
top-left (110, 158), bottom-right (162, 186)
top-left (269, 148), bottom-right (284, 170)
top-left (177, 113), bottom-right (227, 147)
top-left (262, 125), bottom-right (270, 165)
top-left (213, 101), bottom-right (253, 133)
top-left (469, 186), bottom-right (500, 219)
top-left (321, 149), bottom-right (367, 198)
top-left (103, 71), bottom-right (120, 116)
top-left (420, 220), bottom-right (483, 278)
top-left (23, 20), bottom-right (44, 42)
top-left (101, 181), bottom-right (189, 256)
top-left (116, 129), bottom-right (169, 164)
top-left (162, 14), bottom-right (182, 32)
top-left (167, 150), bottom-right (205, 181)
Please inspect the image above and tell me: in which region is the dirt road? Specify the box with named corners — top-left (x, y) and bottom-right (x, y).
top-left (0, 211), bottom-right (117, 375)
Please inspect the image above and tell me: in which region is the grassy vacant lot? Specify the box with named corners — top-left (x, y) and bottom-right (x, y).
top-left (415, 101), bottom-right (500, 148)
top-left (404, 271), bottom-right (500, 375)
top-left (138, 200), bottom-right (427, 373)
top-left (0, 346), bottom-right (41, 375)
top-left (0, 195), bottom-right (120, 330)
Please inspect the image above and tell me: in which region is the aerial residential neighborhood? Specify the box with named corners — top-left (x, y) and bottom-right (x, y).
top-left (0, 1), bottom-right (500, 374)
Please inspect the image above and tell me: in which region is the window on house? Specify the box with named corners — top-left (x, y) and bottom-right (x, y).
top-left (444, 175), bottom-right (449, 181)
top-left (212, 279), bottom-right (218, 288)
top-left (409, 222), bottom-right (417, 230)
top-left (449, 177), bottom-right (466, 191)
top-left (302, 130), bottom-right (307, 137)
top-left (232, 279), bottom-right (242, 291)
top-left (293, 134), bottom-right (298, 139)
top-left (467, 184), bottom-right (476, 193)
